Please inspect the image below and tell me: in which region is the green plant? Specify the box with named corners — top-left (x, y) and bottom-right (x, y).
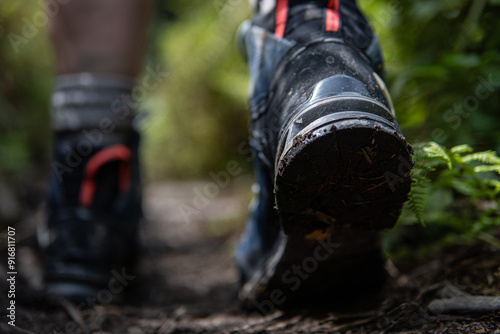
top-left (0, 2), bottom-right (52, 183)
top-left (402, 141), bottom-right (500, 248)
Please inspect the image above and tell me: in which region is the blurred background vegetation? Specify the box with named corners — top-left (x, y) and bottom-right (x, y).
top-left (0, 0), bottom-right (499, 253)
top-left (2, 0), bottom-right (500, 180)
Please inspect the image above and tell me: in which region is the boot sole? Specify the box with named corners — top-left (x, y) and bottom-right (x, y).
top-left (239, 111), bottom-right (412, 311)
top-left (276, 111), bottom-right (412, 234)
top-left (44, 262), bottom-right (126, 303)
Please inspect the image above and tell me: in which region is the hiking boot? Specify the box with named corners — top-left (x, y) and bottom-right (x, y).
top-left (38, 73), bottom-right (142, 302)
top-left (236, 1), bottom-right (413, 310)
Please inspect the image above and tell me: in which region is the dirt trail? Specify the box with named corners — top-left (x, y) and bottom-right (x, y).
top-left (1, 177), bottom-right (499, 333)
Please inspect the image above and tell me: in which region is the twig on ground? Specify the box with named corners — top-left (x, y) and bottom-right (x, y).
top-left (428, 296), bottom-right (500, 314)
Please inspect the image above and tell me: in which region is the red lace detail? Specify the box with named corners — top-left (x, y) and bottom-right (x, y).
top-left (275, 0), bottom-right (289, 38)
top-left (79, 145), bottom-right (131, 207)
top-left (326, 0), bottom-right (340, 32)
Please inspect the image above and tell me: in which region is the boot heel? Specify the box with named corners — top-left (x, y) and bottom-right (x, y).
top-left (275, 110), bottom-right (413, 235)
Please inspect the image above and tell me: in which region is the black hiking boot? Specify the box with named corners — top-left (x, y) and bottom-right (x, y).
top-left (236, 0), bottom-right (413, 311)
top-left (39, 73), bottom-right (142, 302)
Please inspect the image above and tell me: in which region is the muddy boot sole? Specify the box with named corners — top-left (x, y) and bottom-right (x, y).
top-left (276, 111), bottom-right (412, 234)
top-left (240, 111), bottom-right (412, 311)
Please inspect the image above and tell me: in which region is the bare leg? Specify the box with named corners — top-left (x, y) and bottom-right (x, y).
top-left (48, 0), bottom-right (153, 76)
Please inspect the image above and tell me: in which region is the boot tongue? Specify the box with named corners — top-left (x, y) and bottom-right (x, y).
top-left (251, 1), bottom-right (384, 76)
top-left (282, 4), bottom-right (336, 42)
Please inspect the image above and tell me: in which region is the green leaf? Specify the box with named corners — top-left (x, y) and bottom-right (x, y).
top-left (450, 144), bottom-right (472, 154)
top-left (462, 151), bottom-right (500, 165)
top-left (474, 165), bottom-right (500, 174)
top-left (407, 178), bottom-right (429, 226)
top-left (422, 142), bottom-right (453, 169)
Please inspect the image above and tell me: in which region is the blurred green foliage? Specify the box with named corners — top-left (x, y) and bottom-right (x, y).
top-left (385, 141), bottom-right (500, 262)
top-left (362, 0), bottom-right (500, 151)
top-left (1, 0), bottom-right (499, 182)
top-left (359, 0), bottom-right (500, 259)
top-left (142, 0), bottom-right (251, 180)
top-left (0, 2), bottom-right (53, 183)
top-left (1, 0), bottom-right (499, 255)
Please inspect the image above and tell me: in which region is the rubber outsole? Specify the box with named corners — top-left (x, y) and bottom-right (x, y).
top-left (239, 111), bottom-right (412, 311)
top-left (276, 111), bottom-right (412, 234)
top-left (239, 228), bottom-right (387, 312)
